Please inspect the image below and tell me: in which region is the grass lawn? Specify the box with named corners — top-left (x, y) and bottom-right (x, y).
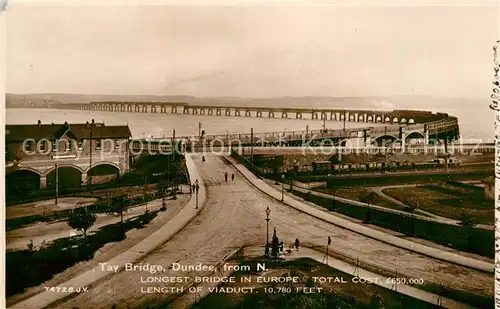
top-left (314, 186), bottom-right (406, 212)
top-left (383, 183), bottom-right (493, 225)
top-left (6, 210), bottom-right (159, 297)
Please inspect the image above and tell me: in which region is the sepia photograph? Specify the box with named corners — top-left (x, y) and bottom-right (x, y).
top-left (1, 0), bottom-right (499, 308)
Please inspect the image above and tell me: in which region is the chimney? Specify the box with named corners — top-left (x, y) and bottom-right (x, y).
top-left (37, 120), bottom-right (41, 127)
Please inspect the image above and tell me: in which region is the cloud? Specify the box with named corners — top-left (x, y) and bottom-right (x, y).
top-left (372, 100), bottom-right (394, 110)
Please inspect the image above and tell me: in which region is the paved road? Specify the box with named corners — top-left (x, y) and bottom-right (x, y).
top-left (48, 155), bottom-right (493, 308)
top-left (7, 197), bottom-right (98, 220)
top-left (6, 195), bottom-right (190, 251)
top-left (49, 155), bottom-right (265, 309)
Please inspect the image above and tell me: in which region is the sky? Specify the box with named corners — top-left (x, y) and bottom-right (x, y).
top-left (4, 1), bottom-right (499, 98)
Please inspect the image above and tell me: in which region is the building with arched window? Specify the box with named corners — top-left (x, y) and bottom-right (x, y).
top-left (5, 120), bottom-right (132, 193)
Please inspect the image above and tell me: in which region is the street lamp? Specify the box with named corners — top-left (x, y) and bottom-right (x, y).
top-left (281, 174), bottom-right (285, 201)
top-left (144, 175), bottom-right (148, 213)
top-left (195, 179), bottom-right (200, 209)
top-left (265, 206), bottom-right (271, 257)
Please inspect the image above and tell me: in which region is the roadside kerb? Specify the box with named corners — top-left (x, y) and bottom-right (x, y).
top-left (10, 154), bottom-right (207, 309)
top-left (226, 156), bottom-right (494, 274)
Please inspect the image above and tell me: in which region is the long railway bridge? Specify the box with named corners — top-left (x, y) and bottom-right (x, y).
top-left (53, 102), bottom-right (460, 149)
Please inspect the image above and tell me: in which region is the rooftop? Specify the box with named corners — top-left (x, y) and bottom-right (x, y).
top-left (6, 120), bottom-right (132, 142)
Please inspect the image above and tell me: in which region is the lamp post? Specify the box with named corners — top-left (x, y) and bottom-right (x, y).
top-left (265, 206), bottom-right (271, 257)
top-left (281, 174), bottom-right (285, 201)
top-left (195, 179), bottom-right (199, 209)
top-left (55, 161), bottom-right (59, 205)
top-left (144, 175), bottom-right (148, 213)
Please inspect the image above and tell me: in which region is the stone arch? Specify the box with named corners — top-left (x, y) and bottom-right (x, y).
top-left (408, 119), bottom-right (415, 124)
top-left (46, 166), bottom-right (83, 189)
top-left (405, 131), bottom-right (425, 141)
top-left (384, 116), bottom-right (391, 122)
top-left (349, 114), bottom-right (355, 121)
top-left (358, 115), bottom-right (364, 122)
top-left (87, 162), bottom-right (121, 184)
top-left (367, 116), bottom-right (373, 122)
top-left (375, 116), bottom-right (382, 123)
top-left (400, 118), bottom-right (407, 123)
top-left (6, 169), bottom-right (41, 195)
top-left (373, 135), bottom-right (400, 146)
top-left (86, 161), bottom-right (121, 173)
top-left (392, 117), bottom-right (399, 123)
top-left (17, 167), bottom-right (43, 175)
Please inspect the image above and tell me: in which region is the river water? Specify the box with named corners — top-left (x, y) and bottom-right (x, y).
top-left (6, 105), bottom-right (493, 142)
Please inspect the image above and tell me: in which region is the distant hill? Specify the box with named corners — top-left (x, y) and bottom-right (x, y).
top-left (5, 93), bottom-right (481, 112)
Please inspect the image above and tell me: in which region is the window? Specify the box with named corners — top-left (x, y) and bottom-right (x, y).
top-left (26, 141), bottom-right (33, 152)
top-left (96, 139), bottom-right (101, 149)
top-left (52, 141), bottom-right (58, 152)
top-left (78, 140), bottom-right (84, 150)
top-left (39, 141), bottom-right (46, 151)
top-left (115, 139), bottom-right (121, 149)
top-left (66, 140), bottom-right (72, 151)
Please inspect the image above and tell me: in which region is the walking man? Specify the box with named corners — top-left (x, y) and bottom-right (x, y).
top-left (231, 173), bottom-right (235, 181)
top-left (294, 238), bottom-right (300, 251)
top-left (225, 172), bottom-right (228, 182)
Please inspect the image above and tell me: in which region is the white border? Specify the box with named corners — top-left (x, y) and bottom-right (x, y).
top-left (1, 2), bottom-right (6, 309)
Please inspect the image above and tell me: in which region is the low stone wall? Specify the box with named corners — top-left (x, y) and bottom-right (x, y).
top-left (243, 153), bottom-right (331, 173)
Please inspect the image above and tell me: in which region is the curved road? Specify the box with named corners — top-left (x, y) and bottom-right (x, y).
top-left (50, 155), bottom-right (492, 309)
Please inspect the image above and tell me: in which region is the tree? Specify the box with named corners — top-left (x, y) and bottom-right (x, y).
top-left (107, 194), bottom-right (131, 239)
top-left (457, 213), bottom-right (478, 250)
top-left (359, 190), bottom-right (377, 224)
top-left (67, 208), bottom-right (97, 242)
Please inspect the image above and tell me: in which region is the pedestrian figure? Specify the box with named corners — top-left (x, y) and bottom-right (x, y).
top-left (294, 238), bottom-right (300, 251)
top-left (231, 173), bottom-right (234, 181)
top-left (192, 184), bottom-right (196, 193)
top-left (225, 172), bottom-right (228, 182)
top-left (202, 155), bottom-right (205, 162)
